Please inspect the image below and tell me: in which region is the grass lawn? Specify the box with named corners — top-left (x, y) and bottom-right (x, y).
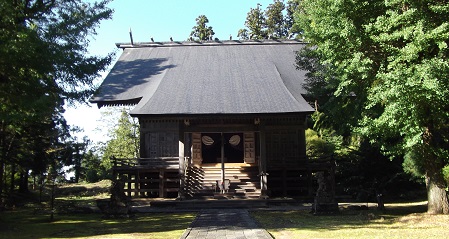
top-left (0, 181), bottom-right (196, 239)
top-left (2, 181), bottom-right (447, 239)
top-left (251, 201), bottom-right (449, 239)
top-left (0, 208), bottom-right (195, 239)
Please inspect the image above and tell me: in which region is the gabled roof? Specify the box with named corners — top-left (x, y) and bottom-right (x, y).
top-left (90, 40), bottom-right (314, 116)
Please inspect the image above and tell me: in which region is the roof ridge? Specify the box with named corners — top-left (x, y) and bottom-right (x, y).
top-left (115, 39), bottom-right (305, 49)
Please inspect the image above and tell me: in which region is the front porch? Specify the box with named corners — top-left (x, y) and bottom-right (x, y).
top-left (111, 155), bottom-right (335, 200)
top-left (111, 157), bottom-right (261, 199)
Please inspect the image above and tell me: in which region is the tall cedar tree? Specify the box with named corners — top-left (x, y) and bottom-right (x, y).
top-left (0, 0), bottom-right (113, 195)
top-left (296, 0), bottom-right (449, 214)
top-left (238, 0), bottom-right (301, 40)
top-left (189, 15), bottom-right (215, 41)
top-left (243, 3), bottom-right (266, 39)
top-left (265, 0), bottom-right (286, 39)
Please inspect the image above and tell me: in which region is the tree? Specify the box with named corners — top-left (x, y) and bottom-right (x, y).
top-left (305, 129), bottom-right (335, 157)
top-left (64, 136), bottom-right (90, 183)
top-left (296, 0), bottom-right (449, 214)
top-left (265, 0), bottom-right (286, 39)
top-left (239, 0), bottom-right (300, 40)
top-left (285, 0), bottom-right (302, 37)
top-left (190, 15), bottom-right (215, 41)
top-left (0, 0), bottom-right (113, 197)
top-left (102, 109), bottom-right (140, 167)
top-left (82, 148), bottom-right (108, 182)
top-left (243, 3), bottom-right (266, 39)
top-left (237, 28), bottom-right (249, 40)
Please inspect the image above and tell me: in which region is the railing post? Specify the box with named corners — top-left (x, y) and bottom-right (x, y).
top-left (259, 128), bottom-right (268, 199)
top-left (111, 156), bottom-right (118, 180)
top-left (112, 156), bottom-right (117, 167)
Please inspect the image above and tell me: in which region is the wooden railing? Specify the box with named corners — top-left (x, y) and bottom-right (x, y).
top-left (112, 157), bottom-right (180, 169)
top-left (266, 155), bottom-right (336, 198)
top-left (269, 155), bottom-right (335, 169)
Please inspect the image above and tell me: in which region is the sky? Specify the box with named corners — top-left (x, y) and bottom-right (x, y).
top-left (64, 0), bottom-right (276, 144)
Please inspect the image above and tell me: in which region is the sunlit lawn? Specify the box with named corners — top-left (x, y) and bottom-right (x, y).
top-left (2, 181), bottom-right (447, 239)
top-left (1, 181), bottom-right (196, 239)
top-left (252, 201), bottom-right (449, 239)
top-left (0, 208), bottom-right (195, 239)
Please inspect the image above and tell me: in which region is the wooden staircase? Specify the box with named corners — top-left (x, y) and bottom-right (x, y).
top-left (185, 163), bottom-right (261, 199)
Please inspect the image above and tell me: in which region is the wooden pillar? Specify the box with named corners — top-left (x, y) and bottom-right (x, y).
top-left (185, 133), bottom-right (192, 197)
top-left (178, 130), bottom-right (187, 199)
top-left (136, 170), bottom-right (141, 197)
top-left (282, 166), bottom-right (287, 197)
top-left (159, 169), bottom-right (165, 198)
top-left (299, 119), bottom-right (307, 159)
top-left (139, 119), bottom-right (146, 158)
top-left (259, 126), bottom-right (268, 198)
top-left (127, 173), bottom-right (132, 197)
top-left (221, 133), bottom-right (225, 187)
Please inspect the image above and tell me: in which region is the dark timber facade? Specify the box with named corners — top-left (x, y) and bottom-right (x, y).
top-left (91, 40), bottom-right (333, 199)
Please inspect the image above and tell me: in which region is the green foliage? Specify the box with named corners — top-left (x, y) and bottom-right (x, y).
top-left (296, 0), bottom-right (449, 212)
top-left (0, 0), bottom-right (114, 107)
top-left (82, 149), bottom-right (107, 182)
top-left (189, 15), bottom-right (215, 41)
top-left (443, 165), bottom-right (449, 186)
top-left (265, 0), bottom-right (286, 38)
top-left (102, 108), bottom-right (140, 163)
top-left (305, 129), bottom-right (335, 157)
top-left (239, 0), bottom-right (303, 40)
top-left (237, 28), bottom-right (249, 40)
top-left (0, 0), bottom-right (113, 196)
top-left (285, 0), bottom-right (302, 36)
top-left (243, 3), bottom-right (266, 39)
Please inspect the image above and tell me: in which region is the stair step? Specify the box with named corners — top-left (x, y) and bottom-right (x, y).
top-left (186, 164), bottom-right (260, 199)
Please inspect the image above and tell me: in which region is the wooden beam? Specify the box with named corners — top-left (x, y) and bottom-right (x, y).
top-left (183, 124), bottom-right (259, 133)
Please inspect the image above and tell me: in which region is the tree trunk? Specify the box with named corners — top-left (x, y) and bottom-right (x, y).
top-left (19, 170), bottom-right (29, 193)
top-left (423, 134), bottom-right (449, 214)
top-left (0, 158), bottom-right (3, 197)
top-left (0, 122), bottom-right (5, 197)
top-left (425, 169), bottom-right (449, 214)
top-left (10, 162), bottom-right (15, 193)
top-left (422, 126), bottom-right (449, 214)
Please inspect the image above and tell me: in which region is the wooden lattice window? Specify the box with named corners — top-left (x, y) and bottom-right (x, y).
top-left (266, 130), bottom-right (299, 161)
top-left (144, 132), bottom-right (178, 158)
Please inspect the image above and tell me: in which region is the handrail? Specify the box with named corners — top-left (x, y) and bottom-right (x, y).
top-left (111, 157), bottom-right (180, 168)
top-left (269, 155), bottom-right (335, 169)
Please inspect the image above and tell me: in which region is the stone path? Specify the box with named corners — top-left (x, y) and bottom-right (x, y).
top-left (180, 209), bottom-right (273, 239)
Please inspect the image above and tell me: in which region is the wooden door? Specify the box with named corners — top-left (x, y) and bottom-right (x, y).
top-left (244, 132), bottom-right (255, 163)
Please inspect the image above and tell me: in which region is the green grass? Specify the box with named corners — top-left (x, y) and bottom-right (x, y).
top-left (1, 181), bottom-right (196, 239)
top-left (3, 181), bottom-right (447, 239)
top-left (0, 208), bottom-right (195, 239)
top-left (251, 202), bottom-right (449, 239)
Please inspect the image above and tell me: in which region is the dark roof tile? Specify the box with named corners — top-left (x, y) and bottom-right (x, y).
top-left (90, 40), bottom-right (314, 115)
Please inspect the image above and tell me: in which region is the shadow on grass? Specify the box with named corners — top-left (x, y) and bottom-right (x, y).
top-left (251, 202), bottom-right (428, 232)
top-left (0, 208), bottom-right (196, 239)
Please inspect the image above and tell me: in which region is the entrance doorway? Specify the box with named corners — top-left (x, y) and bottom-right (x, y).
top-left (201, 133), bottom-right (244, 164)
